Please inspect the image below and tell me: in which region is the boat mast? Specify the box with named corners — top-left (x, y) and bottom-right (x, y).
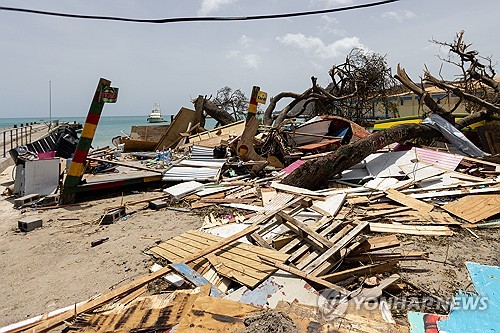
top-left (49, 80), bottom-right (52, 130)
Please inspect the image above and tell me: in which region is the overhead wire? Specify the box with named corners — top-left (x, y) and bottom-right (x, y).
top-left (0, 0), bottom-right (400, 24)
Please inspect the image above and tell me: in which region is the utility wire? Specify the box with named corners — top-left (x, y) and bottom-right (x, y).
top-left (0, 0), bottom-right (399, 24)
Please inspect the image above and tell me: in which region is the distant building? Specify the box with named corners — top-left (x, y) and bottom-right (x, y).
top-left (372, 77), bottom-right (500, 119)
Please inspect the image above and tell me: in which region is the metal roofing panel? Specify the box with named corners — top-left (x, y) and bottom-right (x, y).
top-left (415, 148), bottom-right (463, 171)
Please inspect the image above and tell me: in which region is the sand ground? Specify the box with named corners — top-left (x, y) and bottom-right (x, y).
top-left (0, 165), bottom-right (202, 327)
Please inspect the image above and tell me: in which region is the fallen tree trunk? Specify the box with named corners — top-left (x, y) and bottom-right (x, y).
top-left (282, 108), bottom-right (495, 190)
top-left (192, 96), bottom-right (235, 126)
top-left (282, 123), bottom-right (440, 189)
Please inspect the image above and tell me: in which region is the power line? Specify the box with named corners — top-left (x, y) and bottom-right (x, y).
top-left (0, 0), bottom-right (399, 24)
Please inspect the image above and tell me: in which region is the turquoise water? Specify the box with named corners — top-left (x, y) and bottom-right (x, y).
top-left (0, 116), bottom-right (217, 149)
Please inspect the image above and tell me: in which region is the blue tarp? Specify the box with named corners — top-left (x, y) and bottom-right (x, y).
top-left (438, 262), bottom-right (500, 332)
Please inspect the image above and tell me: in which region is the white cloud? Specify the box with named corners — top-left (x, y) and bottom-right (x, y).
top-left (198, 0), bottom-right (237, 16)
top-left (238, 35), bottom-right (253, 48)
top-left (381, 10), bottom-right (417, 23)
top-left (318, 15), bottom-right (347, 36)
top-left (243, 54), bottom-right (260, 69)
top-left (277, 33), bottom-right (366, 59)
top-left (225, 50), bottom-right (241, 59)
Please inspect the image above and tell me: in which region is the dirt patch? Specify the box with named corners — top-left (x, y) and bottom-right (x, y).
top-left (398, 229), bottom-right (500, 299)
top-left (240, 311), bottom-right (299, 333)
top-left (0, 166), bottom-right (203, 327)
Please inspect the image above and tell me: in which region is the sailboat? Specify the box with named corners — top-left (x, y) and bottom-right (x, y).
top-left (147, 103), bottom-right (166, 123)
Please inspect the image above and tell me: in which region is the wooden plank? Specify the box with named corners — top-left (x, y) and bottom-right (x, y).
top-left (270, 181), bottom-right (325, 197)
top-left (258, 257), bottom-right (350, 296)
top-left (248, 232), bottom-right (273, 249)
top-left (175, 293), bottom-right (260, 332)
top-left (304, 221), bottom-right (369, 276)
top-left (368, 222), bottom-right (453, 236)
top-left (260, 187), bottom-right (277, 206)
top-left (353, 235), bottom-right (400, 253)
top-left (360, 207), bottom-right (412, 220)
top-left (276, 211), bottom-right (334, 250)
top-left (188, 120), bottom-right (245, 143)
top-left (346, 251), bottom-right (428, 262)
top-left (199, 198), bottom-right (254, 204)
top-left (245, 193), bottom-right (299, 225)
top-left (281, 218), bottom-right (340, 255)
top-left (173, 234), bottom-right (285, 266)
top-left (289, 223), bottom-right (350, 265)
top-left (319, 260), bottom-right (399, 283)
top-left (442, 194), bottom-right (500, 223)
top-left (293, 222), bottom-right (349, 269)
top-left (385, 188), bottom-right (434, 213)
top-left (29, 225), bottom-right (259, 333)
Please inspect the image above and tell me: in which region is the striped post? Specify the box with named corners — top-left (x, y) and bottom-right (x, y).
top-left (237, 86), bottom-right (267, 162)
top-left (246, 86), bottom-right (260, 120)
top-left (61, 78), bottom-right (111, 204)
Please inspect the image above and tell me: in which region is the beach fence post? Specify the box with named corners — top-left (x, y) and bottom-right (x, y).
top-left (60, 78), bottom-right (119, 204)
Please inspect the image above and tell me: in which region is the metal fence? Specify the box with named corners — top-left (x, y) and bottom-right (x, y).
top-left (1, 124), bottom-right (33, 157)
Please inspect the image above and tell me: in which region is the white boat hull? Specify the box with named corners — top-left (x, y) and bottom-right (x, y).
top-left (147, 117), bottom-right (165, 123)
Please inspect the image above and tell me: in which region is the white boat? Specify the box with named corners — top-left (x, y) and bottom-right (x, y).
top-left (147, 103), bottom-right (166, 123)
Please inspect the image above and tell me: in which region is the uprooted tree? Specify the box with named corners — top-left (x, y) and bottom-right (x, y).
top-left (282, 31), bottom-right (500, 189)
top-left (263, 48), bottom-right (401, 126)
top-left (192, 86), bottom-right (250, 127)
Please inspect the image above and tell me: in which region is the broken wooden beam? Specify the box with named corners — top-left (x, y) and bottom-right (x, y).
top-left (385, 188), bottom-right (434, 214)
top-left (258, 256), bottom-right (350, 296)
top-left (303, 221), bottom-right (369, 277)
top-left (276, 211), bottom-right (334, 250)
top-left (368, 222), bottom-right (453, 236)
top-left (319, 261), bottom-right (399, 283)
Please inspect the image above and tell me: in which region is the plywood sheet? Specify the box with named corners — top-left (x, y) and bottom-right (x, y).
top-left (155, 107), bottom-right (196, 150)
top-left (442, 194), bottom-right (500, 223)
top-left (70, 291), bottom-right (201, 332)
top-left (175, 294), bottom-right (260, 333)
top-left (310, 193), bottom-right (347, 217)
top-left (189, 120), bottom-right (245, 143)
top-left (129, 125), bottom-right (169, 141)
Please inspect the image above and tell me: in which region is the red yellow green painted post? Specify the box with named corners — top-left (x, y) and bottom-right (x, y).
top-left (237, 86), bottom-right (267, 161)
top-left (61, 78), bottom-right (111, 203)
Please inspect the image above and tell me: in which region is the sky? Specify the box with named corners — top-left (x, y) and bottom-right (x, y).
top-left (1, 0), bottom-right (499, 118)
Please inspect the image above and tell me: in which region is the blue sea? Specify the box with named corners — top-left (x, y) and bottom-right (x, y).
top-left (0, 116), bottom-right (217, 149)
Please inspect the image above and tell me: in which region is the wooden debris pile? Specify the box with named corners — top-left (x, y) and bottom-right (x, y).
top-left (4, 143), bottom-right (499, 333)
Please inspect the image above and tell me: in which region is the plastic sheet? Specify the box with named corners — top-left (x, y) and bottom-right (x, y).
top-left (422, 114), bottom-right (488, 157)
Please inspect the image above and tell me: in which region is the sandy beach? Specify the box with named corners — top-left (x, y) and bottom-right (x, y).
top-left (0, 165), bottom-right (203, 326)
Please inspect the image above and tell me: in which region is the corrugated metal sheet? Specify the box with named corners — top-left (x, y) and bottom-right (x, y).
top-left (416, 148), bottom-right (463, 171)
top-left (162, 166), bottom-right (220, 182)
top-left (190, 145), bottom-right (218, 161)
top-left (162, 145), bottom-right (225, 182)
